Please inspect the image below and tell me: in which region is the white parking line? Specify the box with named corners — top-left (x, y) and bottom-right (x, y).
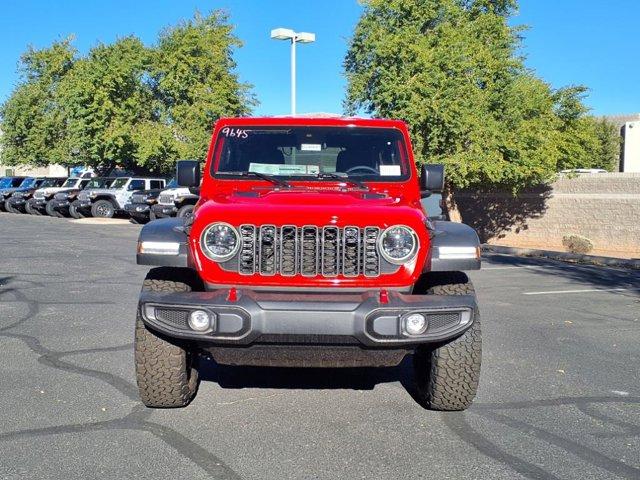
top-left (481, 265), bottom-right (539, 270)
top-left (483, 265), bottom-right (546, 271)
top-left (523, 288), bottom-right (634, 296)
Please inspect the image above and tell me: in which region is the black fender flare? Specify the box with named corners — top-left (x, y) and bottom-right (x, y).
top-left (92, 194), bottom-right (119, 209)
top-left (136, 217), bottom-right (191, 268)
top-left (426, 220), bottom-right (481, 272)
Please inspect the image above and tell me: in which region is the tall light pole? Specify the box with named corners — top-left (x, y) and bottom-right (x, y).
top-left (270, 28), bottom-right (315, 115)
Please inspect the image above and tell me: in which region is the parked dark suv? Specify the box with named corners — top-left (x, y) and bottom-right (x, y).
top-left (1, 177), bottom-right (36, 211)
top-left (7, 177), bottom-right (66, 214)
top-left (125, 179), bottom-right (177, 223)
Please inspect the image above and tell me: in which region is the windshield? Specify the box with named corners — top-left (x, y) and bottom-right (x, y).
top-left (40, 178), bottom-right (63, 188)
top-left (19, 178), bottom-right (37, 188)
top-left (0, 178), bottom-right (13, 188)
top-left (111, 178), bottom-right (129, 189)
top-left (167, 178), bottom-right (178, 188)
top-left (212, 126), bottom-right (410, 181)
top-left (62, 178), bottom-right (78, 188)
top-left (85, 177), bottom-right (115, 189)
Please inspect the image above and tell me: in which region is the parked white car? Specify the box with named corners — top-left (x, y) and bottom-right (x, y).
top-left (151, 186), bottom-right (199, 218)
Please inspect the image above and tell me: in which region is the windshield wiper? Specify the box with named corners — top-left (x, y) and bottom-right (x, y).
top-left (316, 172), bottom-right (369, 190)
top-left (217, 171), bottom-right (291, 189)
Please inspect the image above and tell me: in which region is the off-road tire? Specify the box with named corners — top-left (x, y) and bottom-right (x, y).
top-left (135, 275), bottom-right (199, 408)
top-left (45, 201), bottom-right (63, 218)
top-left (413, 272), bottom-right (481, 411)
top-left (69, 200), bottom-right (84, 219)
top-left (91, 199), bottom-right (115, 218)
top-left (176, 204), bottom-right (194, 218)
top-left (25, 199), bottom-right (41, 215)
top-left (4, 200), bottom-right (19, 214)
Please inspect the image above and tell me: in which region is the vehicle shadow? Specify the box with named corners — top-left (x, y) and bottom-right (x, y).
top-left (482, 253), bottom-right (640, 292)
top-left (198, 354), bottom-right (417, 393)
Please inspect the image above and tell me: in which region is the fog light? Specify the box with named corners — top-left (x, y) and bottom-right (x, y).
top-left (188, 310), bottom-right (211, 332)
top-left (404, 313), bottom-right (428, 336)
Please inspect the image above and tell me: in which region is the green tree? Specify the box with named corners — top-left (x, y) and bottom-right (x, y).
top-left (592, 117), bottom-right (620, 171)
top-left (345, 0), bottom-right (563, 198)
top-left (140, 10), bottom-right (256, 171)
top-left (57, 36), bottom-right (154, 174)
top-left (0, 39), bottom-right (76, 166)
top-left (0, 11), bottom-right (255, 174)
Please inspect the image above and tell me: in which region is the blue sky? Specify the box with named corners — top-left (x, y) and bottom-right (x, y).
top-left (0, 0), bottom-right (638, 116)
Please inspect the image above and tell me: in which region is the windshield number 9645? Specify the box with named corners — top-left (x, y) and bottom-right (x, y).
top-left (221, 127), bottom-right (249, 139)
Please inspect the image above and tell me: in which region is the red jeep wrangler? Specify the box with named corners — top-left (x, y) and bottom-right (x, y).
top-left (135, 115), bottom-right (482, 410)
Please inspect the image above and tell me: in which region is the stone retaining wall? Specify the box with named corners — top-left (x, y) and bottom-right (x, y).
top-left (456, 173), bottom-right (640, 258)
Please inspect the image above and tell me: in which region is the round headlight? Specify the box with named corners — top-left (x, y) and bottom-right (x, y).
top-left (200, 222), bottom-right (240, 262)
top-left (378, 225), bottom-right (419, 264)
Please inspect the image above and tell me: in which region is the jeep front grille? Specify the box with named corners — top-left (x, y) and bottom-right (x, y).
top-left (34, 191), bottom-right (45, 199)
top-left (236, 225), bottom-right (381, 277)
top-left (131, 194), bottom-right (146, 203)
top-left (158, 194), bottom-right (174, 204)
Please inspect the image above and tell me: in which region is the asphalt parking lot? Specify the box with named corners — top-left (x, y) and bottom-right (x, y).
top-left (1, 213), bottom-right (639, 480)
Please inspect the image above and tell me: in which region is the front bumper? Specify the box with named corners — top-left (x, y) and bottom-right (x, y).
top-left (125, 203), bottom-right (151, 216)
top-left (139, 289), bottom-right (477, 348)
top-left (53, 199), bottom-right (71, 209)
top-left (151, 204), bottom-right (177, 217)
top-left (32, 198), bottom-right (49, 209)
top-left (76, 199), bottom-right (93, 210)
top-left (8, 197), bottom-right (27, 208)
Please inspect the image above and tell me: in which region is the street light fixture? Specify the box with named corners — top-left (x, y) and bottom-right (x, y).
top-left (270, 28), bottom-right (316, 115)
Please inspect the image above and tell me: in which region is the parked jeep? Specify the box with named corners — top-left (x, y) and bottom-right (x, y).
top-left (124, 179), bottom-right (177, 224)
top-left (152, 181), bottom-right (199, 218)
top-left (7, 177), bottom-right (66, 214)
top-left (63, 177), bottom-right (116, 218)
top-left (134, 116), bottom-right (482, 411)
top-left (47, 177), bottom-right (95, 217)
top-left (76, 177), bottom-right (166, 218)
top-left (0, 177), bottom-right (32, 211)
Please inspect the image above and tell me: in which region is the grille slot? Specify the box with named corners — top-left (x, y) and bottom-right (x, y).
top-left (234, 225), bottom-right (382, 277)
top-left (280, 226), bottom-right (298, 276)
top-left (301, 226), bottom-right (319, 276)
top-left (342, 226), bottom-right (360, 277)
top-left (259, 225), bottom-right (277, 275)
top-left (321, 227), bottom-right (340, 276)
top-left (239, 225), bottom-right (256, 275)
top-left (363, 227), bottom-right (380, 277)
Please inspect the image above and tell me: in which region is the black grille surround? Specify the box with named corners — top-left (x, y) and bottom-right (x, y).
top-left (225, 224), bottom-right (400, 278)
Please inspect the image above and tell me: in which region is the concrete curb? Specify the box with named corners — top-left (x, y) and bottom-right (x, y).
top-left (482, 244), bottom-right (640, 270)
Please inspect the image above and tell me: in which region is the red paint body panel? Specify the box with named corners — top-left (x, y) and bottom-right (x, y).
top-left (191, 116), bottom-right (429, 289)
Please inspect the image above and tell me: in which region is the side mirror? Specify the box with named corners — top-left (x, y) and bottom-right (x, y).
top-left (177, 160), bottom-right (200, 188)
top-left (420, 163), bottom-right (445, 195)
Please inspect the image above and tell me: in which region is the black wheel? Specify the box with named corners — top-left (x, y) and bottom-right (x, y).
top-left (25, 199), bottom-right (41, 215)
top-left (135, 272), bottom-right (200, 408)
top-left (413, 272), bottom-right (482, 411)
top-left (129, 215), bottom-right (147, 225)
top-left (5, 200), bottom-right (19, 214)
top-left (45, 201), bottom-right (63, 218)
top-left (91, 199), bottom-right (115, 218)
top-left (69, 200), bottom-right (84, 219)
top-left (176, 204), bottom-right (194, 218)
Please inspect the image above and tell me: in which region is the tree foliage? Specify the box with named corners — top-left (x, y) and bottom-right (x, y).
top-left (344, 0), bottom-right (619, 192)
top-left (0, 38), bottom-right (76, 166)
top-left (0, 11), bottom-right (255, 173)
